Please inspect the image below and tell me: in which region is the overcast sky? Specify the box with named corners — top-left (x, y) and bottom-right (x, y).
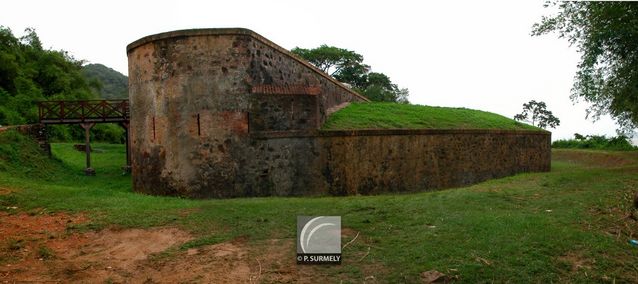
top-left (1, 0), bottom-right (623, 140)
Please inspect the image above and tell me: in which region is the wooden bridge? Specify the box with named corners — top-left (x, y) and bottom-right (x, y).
top-left (38, 100), bottom-right (129, 124)
top-left (38, 100), bottom-right (130, 175)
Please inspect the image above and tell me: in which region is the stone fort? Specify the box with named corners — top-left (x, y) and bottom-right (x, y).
top-left (126, 28), bottom-right (551, 198)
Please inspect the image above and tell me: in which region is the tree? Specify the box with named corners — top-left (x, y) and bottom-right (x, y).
top-left (533, 1), bottom-right (638, 133)
top-left (291, 45), bottom-right (369, 78)
top-left (362, 72), bottom-right (409, 103)
top-left (292, 45), bottom-right (409, 103)
top-left (574, 133), bottom-right (586, 141)
top-left (514, 100), bottom-right (560, 129)
top-left (0, 26), bottom-right (124, 143)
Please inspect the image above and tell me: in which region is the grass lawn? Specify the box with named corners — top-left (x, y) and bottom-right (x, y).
top-left (322, 102), bottom-right (541, 131)
top-left (1, 130), bottom-right (638, 282)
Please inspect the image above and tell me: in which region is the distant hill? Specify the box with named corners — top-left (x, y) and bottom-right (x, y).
top-left (82, 64), bottom-right (128, 99)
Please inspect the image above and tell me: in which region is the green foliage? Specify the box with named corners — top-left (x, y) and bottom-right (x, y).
top-left (291, 45), bottom-right (368, 77)
top-left (45, 123), bottom-right (124, 144)
top-left (513, 100), bottom-right (560, 129)
top-left (92, 124), bottom-right (125, 143)
top-left (2, 134), bottom-right (638, 281)
top-left (0, 27), bottom-right (125, 143)
top-left (533, 2), bottom-right (638, 132)
top-left (359, 72), bottom-right (409, 103)
top-left (81, 63), bottom-right (128, 99)
top-left (0, 26), bottom-right (95, 122)
top-left (552, 133), bottom-right (636, 150)
top-left (291, 45), bottom-right (409, 103)
top-left (323, 102), bottom-right (540, 130)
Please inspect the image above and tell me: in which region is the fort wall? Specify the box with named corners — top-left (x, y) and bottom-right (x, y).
top-left (127, 29), bottom-right (551, 198)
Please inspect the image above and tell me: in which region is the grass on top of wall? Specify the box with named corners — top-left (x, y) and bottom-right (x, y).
top-left (322, 102), bottom-right (541, 131)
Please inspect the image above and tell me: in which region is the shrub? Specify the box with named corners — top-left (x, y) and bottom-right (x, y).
top-left (48, 123), bottom-right (124, 144)
top-left (552, 134), bottom-right (636, 151)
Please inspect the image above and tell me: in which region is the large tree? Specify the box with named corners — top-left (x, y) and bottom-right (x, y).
top-left (291, 45), bottom-right (369, 78)
top-left (362, 72), bottom-right (409, 103)
top-left (291, 45), bottom-right (409, 103)
top-left (514, 100), bottom-right (560, 129)
top-left (533, 2), bottom-right (638, 133)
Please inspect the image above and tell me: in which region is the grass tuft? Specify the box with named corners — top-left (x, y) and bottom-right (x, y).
top-left (37, 245), bottom-right (56, 260)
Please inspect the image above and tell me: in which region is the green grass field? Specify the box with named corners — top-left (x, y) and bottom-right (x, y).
top-left (322, 102), bottom-right (541, 130)
top-left (1, 130), bottom-right (638, 282)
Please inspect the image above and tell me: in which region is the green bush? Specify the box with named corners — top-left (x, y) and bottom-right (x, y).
top-left (552, 133), bottom-right (636, 151)
top-left (48, 123), bottom-right (124, 144)
top-left (92, 124), bottom-right (125, 144)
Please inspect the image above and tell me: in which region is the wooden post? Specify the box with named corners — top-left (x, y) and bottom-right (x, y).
top-left (80, 122), bottom-right (96, 176)
top-left (38, 123), bottom-right (51, 156)
top-left (120, 122), bottom-right (132, 173)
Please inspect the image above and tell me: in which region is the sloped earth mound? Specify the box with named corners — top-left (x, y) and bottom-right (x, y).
top-left (552, 149), bottom-right (638, 168)
top-left (0, 212), bottom-right (382, 283)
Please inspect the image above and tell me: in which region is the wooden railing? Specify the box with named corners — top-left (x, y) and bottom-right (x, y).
top-left (38, 100), bottom-right (129, 124)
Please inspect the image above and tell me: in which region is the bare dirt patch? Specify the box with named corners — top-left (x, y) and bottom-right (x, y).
top-left (128, 228), bottom-right (386, 283)
top-left (0, 211), bottom-right (192, 283)
top-left (1, 213), bottom-right (386, 283)
top-left (0, 211), bottom-right (89, 282)
top-left (0, 211), bottom-right (88, 243)
top-left (46, 227), bottom-right (193, 283)
top-left (0, 187), bottom-right (13, 195)
top-left (557, 252), bottom-right (593, 272)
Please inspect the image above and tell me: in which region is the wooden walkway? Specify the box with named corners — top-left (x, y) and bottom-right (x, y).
top-left (38, 100), bottom-right (130, 175)
top-left (38, 100), bottom-right (129, 124)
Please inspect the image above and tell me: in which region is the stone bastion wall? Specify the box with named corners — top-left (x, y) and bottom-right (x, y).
top-left (127, 28), bottom-right (551, 198)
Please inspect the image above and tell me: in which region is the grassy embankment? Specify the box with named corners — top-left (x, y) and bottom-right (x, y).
top-left (1, 128), bottom-right (638, 282)
top-left (322, 102), bottom-right (540, 130)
